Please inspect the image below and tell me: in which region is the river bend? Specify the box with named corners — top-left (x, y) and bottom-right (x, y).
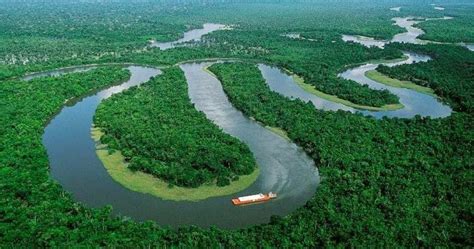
top-left (41, 63), bottom-right (319, 229)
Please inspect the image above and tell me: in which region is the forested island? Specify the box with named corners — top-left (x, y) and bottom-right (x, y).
top-left (93, 67), bottom-right (258, 198)
top-left (0, 0), bottom-right (472, 247)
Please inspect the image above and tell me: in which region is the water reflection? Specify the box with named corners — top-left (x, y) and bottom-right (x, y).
top-left (150, 23), bottom-right (226, 50)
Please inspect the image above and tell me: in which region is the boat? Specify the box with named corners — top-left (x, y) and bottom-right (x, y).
top-left (232, 192), bottom-right (277, 206)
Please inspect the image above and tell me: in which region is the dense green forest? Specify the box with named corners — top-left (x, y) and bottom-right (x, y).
top-left (0, 0), bottom-right (473, 247)
top-left (1, 1), bottom-right (471, 108)
top-left (94, 67), bottom-right (256, 187)
top-left (0, 0), bottom-right (410, 108)
top-left (0, 67), bottom-right (139, 246)
top-left (416, 4), bottom-right (474, 43)
top-left (378, 43), bottom-right (474, 113)
top-left (209, 62), bottom-right (473, 247)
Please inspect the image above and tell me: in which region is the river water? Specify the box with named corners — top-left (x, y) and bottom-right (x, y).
top-left (272, 15), bottom-right (454, 118)
top-left (339, 52), bottom-right (452, 118)
top-left (342, 17), bottom-right (451, 48)
top-left (342, 35), bottom-right (387, 49)
top-left (260, 52), bottom-right (452, 119)
top-left (42, 63), bottom-right (319, 229)
top-left (150, 23), bottom-right (226, 50)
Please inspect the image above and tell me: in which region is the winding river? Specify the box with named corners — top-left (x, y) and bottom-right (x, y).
top-left (341, 16), bottom-right (452, 118)
top-left (340, 52), bottom-right (452, 118)
top-left (275, 16), bottom-right (453, 118)
top-left (37, 14), bottom-right (457, 229)
top-left (260, 52), bottom-right (451, 119)
top-left (41, 62), bottom-right (319, 229)
top-left (342, 17), bottom-right (454, 47)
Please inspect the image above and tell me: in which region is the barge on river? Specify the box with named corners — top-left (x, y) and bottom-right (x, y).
top-left (232, 192), bottom-right (277, 206)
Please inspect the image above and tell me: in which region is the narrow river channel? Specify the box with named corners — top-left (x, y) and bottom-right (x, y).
top-left (260, 52), bottom-right (451, 119)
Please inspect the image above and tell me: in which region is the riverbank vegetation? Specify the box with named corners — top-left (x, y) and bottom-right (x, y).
top-left (365, 69), bottom-right (436, 96)
top-left (378, 43), bottom-right (474, 113)
top-left (0, 67), bottom-right (135, 246)
top-left (209, 61), bottom-right (472, 247)
top-left (94, 67), bottom-right (257, 188)
top-left (207, 29), bottom-right (403, 108)
top-left (290, 69), bottom-right (404, 111)
top-left (91, 127), bottom-right (260, 201)
top-left (416, 5), bottom-right (474, 43)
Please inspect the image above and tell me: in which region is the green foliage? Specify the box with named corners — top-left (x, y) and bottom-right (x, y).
top-left (207, 29), bottom-right (402, 107)
top-left (416, 5), bottom-right (474, 43)
top-left (94, 67), bottom-right (256, 188)
top-left (209, 62), bottom-right (473, 247)
top-left (0, 68), bottom-right (148, 247)
top-left (0, 0), bottom-right (406, 108)
top-left (378, 43), bottom-right (474, 113)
